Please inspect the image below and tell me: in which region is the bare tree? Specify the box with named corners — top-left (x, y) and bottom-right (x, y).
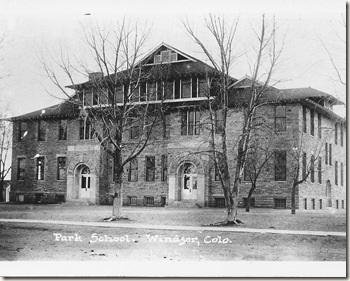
top-left (42, 20), bottom-right (165, 220)
top-left (243, 128), bottom-right (275, 212)
top-left (0, 118), bottom-right (11, 202)
top-left (184, 14), bottom-right (283, 224)
top-left (288, 124), bottom-right (333, 214)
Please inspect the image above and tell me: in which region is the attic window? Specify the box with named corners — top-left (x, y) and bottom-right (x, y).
top-left (154, 50), bottom-right (178, 64)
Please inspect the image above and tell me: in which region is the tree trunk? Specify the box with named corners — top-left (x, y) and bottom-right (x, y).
top-left (112, 180), bottom-right (123, 218)
top-left (291, 181), bottom-right (297, 214)
top-left (246, 183), bottom-right (255, 212)
top-left (0, 180), bottom-right (3, 203)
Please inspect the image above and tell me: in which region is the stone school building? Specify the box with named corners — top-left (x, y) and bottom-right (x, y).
top-left (10, 43), bottom-right (346, 210)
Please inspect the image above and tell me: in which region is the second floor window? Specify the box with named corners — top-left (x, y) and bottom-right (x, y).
top-left (310, 109), bottom-right (314, 136)
top-left (17, 158), bottom-right (26, 180)
top-left (318, 157), bottom-right (322, 184)
top-left (36, 157), bottom-right (45, 180)
top-left (19, 121), bottom-right (27, 141)
top-left (92, 89), bottom-right (99, 105)
top-left (274, 150), bottom-right (286, 181)
top-left (335, 161), bottom-right (338, 186)
top-left (317, 113), bottom-right (322, 139)
top-left (334, 123), bottom-right (338, 145)
top-left (340, 162), bottom-right (343, 186)
top-left (59, 120), bottom-right (68, 140)
top-left (275, 105), bottom-right (286, 131)
top-left (329, 144), bottom-right (332, 165)
top-left (302, 152), bottom-right (307, 179)
top-left (128, 158), bottom-right (138, 182)
top-left (181, 109), bottom-right (200, 135)
top-left (38, 120), bottom-right (47, 141)
top-left (325, 143), bottom-right (328, 165)
top-left (145, 156), bottom-right (155, 182)
top-left (340, 124), bottom-right (344, 147)
top-left (79, 119), bottom-right (94, 140)
top-left (310, 155), bottom-right (315, 183)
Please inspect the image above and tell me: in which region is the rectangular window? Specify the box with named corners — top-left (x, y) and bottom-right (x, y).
top-left (164, 81), bottom-right (173, 100)
top-left (310, 155), bottom-right (315, 183)
top-left (312, 198), bottom-right (315, 209)
top-left (79, 119), bottom-right (94, 140)
top-left (161, 154), bottom-right (168, 182)
top-left (17, 158), bottom-right (26, 180)
top-left (57, 157), bottom-right (67, 180)
top-left (92, 89), bottom-right (99, 105)
top-left (302, 106), bottom-right (307, 133)
top-left (139, 83), bottom-right (146, 101)
top-left (215, 164), bottom-right (220, 181)
top-left (128, 196), bottom-right (137, 206)
top-left (59, 120), bottom-right (68, 140)
top-left (340, 124), bottom-right (344, 147)
top-left (342, 200), bottom-right (344, 209)
top-left (128, 158), bottom-right (138, 182)
top-left (144, 196), bottom-right (154, 206)
top-left (275, 105), bottom-right (286, 131)
top-left (174, 79), bottom-right (181, 99)
top-left (156, 81), bottom-right (163, 100)
top-left (319, 199), bottom-right (322, 209)
top-left (215, 197), bottom-right (226, 208)
top-left (335, 123), bottom-right (338, 144)
top-left (335, 161), bottom-right (338, 186)
top-left (304, 198), bottom-right (307, 209)
top-left (318, 157), bottom-right (322, 184)
top-left (340, 162), bottom-right (343, 186)
top-left (329, 144), bottom-right (332, 165)
top-left (274, 151), bottom-right (287, 181)
top-left (310, 109), bottom-right (314, 136)
top-left (38, 120), bottom-right (47, 141)
top-left (147, 82), bottom-right (157, 101)
top-left (318, 113), bottom-right (322, 139)
top-left (215, 109), bottom-right (224, 134)
top-left (336, 200), bottom-right (339, 209)
top-left (325, 143), bottom-right (328, 165)
top-left (36, 157), bottom-right (45, 180)
top-left (274, 198), bottom-right (286, 209)
top-left (145, 156), bottom-right (155, 182)
top-left (181, 79), bottom-right (191, 98)
top-left (19, 121), bottom-right (27, 141)
top-left (181, 109), bottom-right (200, 135)
top-left (192, 77), bottom-right (198, 98)
top-left (198, 79), bottom-right (207, 97)
top-left (302, 152), bottom-right (307, 180)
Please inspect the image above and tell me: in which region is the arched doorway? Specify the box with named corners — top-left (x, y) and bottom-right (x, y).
top-left (79, 166), bottom-right (91, 199)
top-left (178, 162), bottom-right (198, 200)
top-left (326, 180), bottom-right (332, 207)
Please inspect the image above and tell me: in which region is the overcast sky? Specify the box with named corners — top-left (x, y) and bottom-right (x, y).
top-left (0, 0), bottom-right (346, 117)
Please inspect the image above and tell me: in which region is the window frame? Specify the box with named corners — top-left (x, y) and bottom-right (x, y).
top-left (161, 154), bottom-right (168, 182)
top-left (57, 157), bottom-right (67, 180)
top-left (145, 156), bottom-right (156, 182)
top-left (19, 121), bottom-right (27, 141)
top-left (128, 158), bottom-right (138, 182)
top-left (310, 109), bottom-right (314, 136)
top-left (36, 156), bottom-right (45, 180)
top-left (181, 108), bottom-right (200, 136)
top-left (17, 157), bottom-right (26, 180)
top-left (274, 150), bottom-right (287, 181)
top-left (79, 119), bottom-right (95, 140)
top-left (274, 105), bottom-right (286, 132)
top-left (58, 119), bottom-right (68, 140)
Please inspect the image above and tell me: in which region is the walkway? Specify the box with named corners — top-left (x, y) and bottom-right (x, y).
top-left (0, 218), bottom-right (346, 237)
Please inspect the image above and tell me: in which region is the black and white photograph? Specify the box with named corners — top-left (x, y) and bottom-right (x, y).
top-left (0, 0), bottom-right (346, 277)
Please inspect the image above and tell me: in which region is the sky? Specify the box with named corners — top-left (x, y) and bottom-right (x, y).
top-left (0, 0), bottom-right (346, 117)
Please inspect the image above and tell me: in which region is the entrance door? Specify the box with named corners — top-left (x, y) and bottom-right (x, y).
top-left (79, 166), bottom-right (91, 198)
top-left (181, 163), bottom-right (197, 200)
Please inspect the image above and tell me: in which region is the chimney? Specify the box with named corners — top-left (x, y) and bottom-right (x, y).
top-left (88, 72), bottom-right (103, 81)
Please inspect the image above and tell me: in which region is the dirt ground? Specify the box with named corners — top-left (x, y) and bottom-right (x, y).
top-left (0, 203), bottom-right (346, 232)
top-left (0, 222), bottom-right (346, 261)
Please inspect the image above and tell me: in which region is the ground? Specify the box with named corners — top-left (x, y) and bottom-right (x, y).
top-left (0, 204), bottom-right (346, 262)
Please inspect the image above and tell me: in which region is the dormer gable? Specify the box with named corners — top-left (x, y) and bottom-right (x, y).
top-left (139, 43), bottom-right (197, 66)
